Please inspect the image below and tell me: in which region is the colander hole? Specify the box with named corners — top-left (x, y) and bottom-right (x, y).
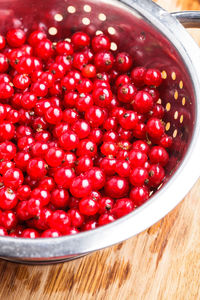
top-left (67, 6), bottom-right (76, 14)
top-left (165, 122), bottom-right (170, 131)
top-left (157, 98), bottom-right (162, 104)
top-left (48, 27), bottom-right (57, 35)
top-left (83, 5), bottom-right (92, 12)
top-left (54, 14), bottom-right (63, 22)
top-left (96, 30), bottom-right (103, 35)
top-left (161, 70), bottom-right (167, 79)
top-left (180, 115), bottom-right (184, 123)
top-left (171, 72), bottom-right (176, 80)
top-left (98, 13), bottom-right (107, 21)
top-left (149, 190), bottom-right (154, 196)
top-left (179, 80), bottom-right (183, 89)
top-left (157, 183), bottom-right (163, 190)
top-left (65, 38), bottom-right (71, 42)
top-left (174, 111), bottom-right (178, 119)
top-left (174, 90), bottom-right (178, 100)
top-left (82, 17), bottom-right (90, 25)
top-left (110, 42), bottom-right (117, 51)
top-left (108, 27), bottom-right (116, 35)
top-left (165, 102), bottom-right (171, 111)
top-left (173, 129), bottom-right (178, 138)
top-left (182, 97), bottom-right (186, 105)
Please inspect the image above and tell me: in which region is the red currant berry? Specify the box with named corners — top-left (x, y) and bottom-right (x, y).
top-left (98, 213), bottom-right (116, 226)
top-left (115, 160), bottom-right (130, 177)
top-left (105, 176), bottom-right (129, 198)
top-left (59, 130), bottom-right (79, 150)
top-left (0, 226), bottom-right (8, 236)
top-left (100, 157), bottom-right (117, 176)
top-left (21, 92), bottom-right (37, 109)
top-left (45, 147), bottom-right (64, 167)
top-left (131, 67), bottom-right (146, 86)
top-left (130, 186), bottom-right (149, 206)
top-left (94, 51), bottom-right (114, 72)
top-left (93, 87), bottom-right (112, 107)
top-left (77, 78), bottom-right (93, 94)
top-left (39, 177), bottom-right (55, 191)
top-left (0, 188), bottom-right (18, 210)
top-left (1, 211), bottom-right (18, 230)
top-left (28, 30), bottom-right (47, 46)
top-left (75, 156), bottom-right (93, 174)
top-left (72, 32), bottom-right (90, 49)
top-left (143, 87), bottom-right (159, 102)
top-left (83, 220), bottom-right (97, 231)
top-left (129, 167), bottom-right (148, 186)
top-left (132, 140), bottom-right (150, 154)
top-left (31, 142), bottom-right (49, 158)
top-left (27, 158), bottom-right (47, 179)
top-left (51, 188), bottom-right (69, 209)
top-left (85, 106), bottom-right (105, 127)
top-left (17, 185), bottom-right (31, 201)
top-left (115, 52), bottom-right (133, 72)
top-left (79, 197), bottom-right (99, 216)
top-left (146, 118), bottom-right (165, 139)
top-left (0, 122), bottom-right (15, 141)
top-left (117, 83), bottom-right (137, 103)
top-left (82, 64), bottom-right (96, 78)
top-left (36, 39), bottom-right (54, 60)
top-left (133, 91), bottom-right (153, 114)
top-left (68, 209), bottom-right (84, 228)
top-left (76, 139), bottom-right (97, 157)
top-left (64, 91), bottom-right (78, 107)
top-left (148, 164), bottom-right (165, 187)
top-left (70, 175), bottom-right (92, 198)
top-left (92, 34), bottom-right (111, 52)
top-left (21, 228), bottom-right (39, 238)
top-left (0, 35), bottom-right (6, 50)
top-left (0, 141), bottom-right (16, 160)
top-left (3, 168), bottom-right (24, 189)
top-left (73, 52), bottom-right (88, 70)
top-left (119, 110), bottom-right (138, 130)
top-left (15, 57), bottom-right (34, 74)
top-left (45, 107), bottom-right (63, 124)
top-left (0, 83), bottom-right (14, 99)
top-left (41, 229), bottom-right (61, 238)
top-left (56, 41), bottom-right (73, 55)
top-left (6, 29), bottom-right (26, 47)
top-left (87, 167), bottom-right (106, 190)
top-left (76, 93), bottom-right (93, 112)
top-left (112, 198), bottom-right (134, 218)
top-left (149, 146), bottom-right (169, 166)
top-left (159, 135), bottom-right (173, 148)
top-left (144, 68), bottom-right (162, 87)
top-left (54, 167), bottom-right (75, 188)
top-left (13, 74), bottom-right (30, 90)
top-left (98, 197), bottom-right (114, 214)
top-left (49, 210), bottom-right (71, 234)
top-left (0, 54), bottom-right (9, 72)
top-left (31, 188), bottom-right (50, 206)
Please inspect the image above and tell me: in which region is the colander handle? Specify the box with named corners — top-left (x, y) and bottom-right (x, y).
top-left (172, 11), bottom-right (200, 28)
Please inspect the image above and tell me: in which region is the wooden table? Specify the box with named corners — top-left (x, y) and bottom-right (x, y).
top-left (1, 1), bottom-right (200, 299)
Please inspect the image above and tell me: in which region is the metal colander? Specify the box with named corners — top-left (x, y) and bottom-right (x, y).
top-left (0, 0), bottom-right (200, 264)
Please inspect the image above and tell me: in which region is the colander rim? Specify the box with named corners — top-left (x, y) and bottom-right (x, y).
top-left (1, 0), bottom-right (200, 260)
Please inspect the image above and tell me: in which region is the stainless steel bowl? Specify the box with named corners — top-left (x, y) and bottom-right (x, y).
top-left (0, 0), bottom-right (200, 264)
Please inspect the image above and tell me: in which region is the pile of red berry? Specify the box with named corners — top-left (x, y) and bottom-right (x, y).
top-left (0, 28), bottom-right (172, 238)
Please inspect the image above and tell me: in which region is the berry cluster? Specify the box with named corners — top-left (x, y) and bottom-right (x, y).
top-left (0, 28), bottom-right (172, 238)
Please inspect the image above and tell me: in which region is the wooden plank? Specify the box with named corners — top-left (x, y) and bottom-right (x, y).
top-left (0, 1), bottom-right (200, 299)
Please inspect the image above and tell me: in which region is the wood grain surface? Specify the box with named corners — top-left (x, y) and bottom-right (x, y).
top-left (1, 1), bottom-right (200, 299)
